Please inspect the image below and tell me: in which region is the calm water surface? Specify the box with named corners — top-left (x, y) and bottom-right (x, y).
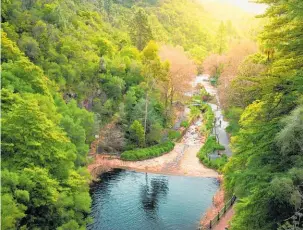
top-left (88, 169), bottom-right (218, 230)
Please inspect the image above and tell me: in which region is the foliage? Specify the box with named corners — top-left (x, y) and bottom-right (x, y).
top-left (1, 35), bottom-right (93, 228)
top-left (167, 130), bottom-right (182, 141)
top-left (222, 0), bottom-right (303, 228)
top-left (1, 4), bottom-right (97, 225)
top-left (130, 120), bottom-right (146, 147)
top-left (224, 107), bottom-right (243, 136)
top-left (197, 136), bottom-right (226, 172)
top-left (181, 120), bottom-right (190, 128)
top-left (1, 0), bottom-right (266, 227)
top-left (120, 141), bottom-right (175, 161)
top-left (190, 106), bottom-right (201, 120)
top-left (200, 103), bottom-right (215, 136)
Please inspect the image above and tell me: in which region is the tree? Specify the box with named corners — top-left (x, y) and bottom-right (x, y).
top-left (213, 40), bottom-right (258, 108)
top-left (141, 41), bottom-right (167, 138)
top-left (215, 21), bottom-right (227, 54)
top-left (18, 35), bottom-right (41, 62)
top-left (146, 122), bottom-right (162, 145)
top-left (159, 45), bottom-right (196, 107)
top-left (130, 7), bottom-right (153, 51)
top-left (228, 54), bottom-right (266, 108)
top-left (202, 53), bottom-right (226, 80)
top-left (97, 122), bottom-right (125, 153)
top-left (130, 120), bottom-right (145, 147)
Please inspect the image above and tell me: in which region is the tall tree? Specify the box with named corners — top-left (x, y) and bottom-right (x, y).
top-left (130, 7), bottom-right (153, 51)
top-left (141, 41), bottom-right (167, 139)
top-left (217, 40), bottom-right (258, 108)
top-left (215, 21), bottom-right (228, 54)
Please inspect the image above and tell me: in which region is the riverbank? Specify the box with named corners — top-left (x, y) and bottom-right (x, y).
top-left (88, 118), bottom-right (219, 179)
top-left (195, 74), bottom-right (234, 229)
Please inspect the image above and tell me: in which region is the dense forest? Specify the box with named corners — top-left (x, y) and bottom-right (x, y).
top-left (1, 0), bottom-right (234, 228)
top-left (203, 0), bottom-right (303, 229)
top-left (1, 0), bottom-right (302, 229)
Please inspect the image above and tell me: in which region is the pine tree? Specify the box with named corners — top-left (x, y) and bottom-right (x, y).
top-left (130, 8), bottom-right (154, 50)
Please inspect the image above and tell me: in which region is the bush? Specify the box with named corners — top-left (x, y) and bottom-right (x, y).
top-left (120, 141), bottom-right (175, 161)
top-left (199, 103), bottom-right (214, 136)
top-left (168, 130), bottom-right (181, 141)
top-left (197, 135), bottom-right (227, 172)
top-left (180, 120), bottom-right (189, 128)
top-left (200, 87), bottom-right (211, 102)
top-left (204, 105), bottom-right (215, 131)
top-left (190, 106), bottom-right (200, 119)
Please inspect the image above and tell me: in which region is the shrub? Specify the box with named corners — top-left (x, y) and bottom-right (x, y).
top-left (200, 88), bottom-right (211, 102)
top-left (180, 120), bottom-right (189, 128)
top-left (190, 106), bottom-right (200, 119)
top-left (120, 141), bottom-right (175, 161)
top-left (199, 103), bottom-right (215, 137)
top-left (129, 120), bottom-right (145, 147)
top-left (197, 135), bottom-right (227, 172)
top-left (168, 130), bottom-right (181, 141)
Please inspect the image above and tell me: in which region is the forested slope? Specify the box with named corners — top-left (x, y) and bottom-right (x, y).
top-left (2, 31), bottom-right (94, 229)
top-left (1, 0), bottom-right (264, 229)
top-left (209, 0), bottom-right (303, 229)
top-left (0, 0), bottom-right (242, 228)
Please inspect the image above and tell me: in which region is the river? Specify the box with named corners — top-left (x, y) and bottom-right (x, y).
top-left (88, 169), bottom-right (219, 230)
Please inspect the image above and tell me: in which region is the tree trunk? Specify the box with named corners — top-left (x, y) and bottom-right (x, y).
top-left (144, 93), bottom-right (148, 146)
top-left (170, 86), bottom-right (174, 106)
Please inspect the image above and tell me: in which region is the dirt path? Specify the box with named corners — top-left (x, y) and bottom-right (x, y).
top-left (213, 208), bottom-right (234, 230)
top-left (88, 118), bottom-right (218, 178)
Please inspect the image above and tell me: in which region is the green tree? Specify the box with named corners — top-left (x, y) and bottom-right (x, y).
top-left (18, 35), bottom-right (41, 62)
top-left (130, 8), bottom-right (153, 50)
top-left (130, 120), bottom-right (145, 147)
top-left (215, 21), bottom-right (227, 54)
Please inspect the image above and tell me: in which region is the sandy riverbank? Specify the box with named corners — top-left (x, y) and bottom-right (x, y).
top-left (88, 118), bottom-right (218, 178)
top-left (88, 143), bottom-right (219, 178)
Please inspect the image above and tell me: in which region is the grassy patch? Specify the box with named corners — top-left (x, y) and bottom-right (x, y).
top-left (197, 135), bottom-right (227, 172)
top-left (120, 141), bottom-right (175, 161)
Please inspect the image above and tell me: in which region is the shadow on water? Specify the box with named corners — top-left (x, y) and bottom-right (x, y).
top-left (140, 173), bottom-right (169, 217)
top-left (89, 169), bottom-right (124, 202)
top-left (88, 169), bottom-right (219, 230)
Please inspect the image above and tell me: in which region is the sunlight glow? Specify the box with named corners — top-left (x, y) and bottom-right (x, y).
top-left (204, 0), bottom-right (267, 14)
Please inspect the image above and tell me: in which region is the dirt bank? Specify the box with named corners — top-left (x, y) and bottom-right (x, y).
top-left (88, 144), bottom-right (218, 178)
top-left (88, 119), bottom-right (218, 178)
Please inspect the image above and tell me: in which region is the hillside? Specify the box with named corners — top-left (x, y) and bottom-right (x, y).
top-left (2, 0), bottom-right (292, 229)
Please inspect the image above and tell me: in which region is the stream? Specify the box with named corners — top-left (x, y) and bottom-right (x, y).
top-left (195, 74), bottom-right (232, 157)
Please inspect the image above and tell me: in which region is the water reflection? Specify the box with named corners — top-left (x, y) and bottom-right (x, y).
top-left (88, 169), bottom-right (218, 230)
top-left (140, 173), bottom-right (169, 216)
top-left (90, 168), bottom-right (124, 198)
